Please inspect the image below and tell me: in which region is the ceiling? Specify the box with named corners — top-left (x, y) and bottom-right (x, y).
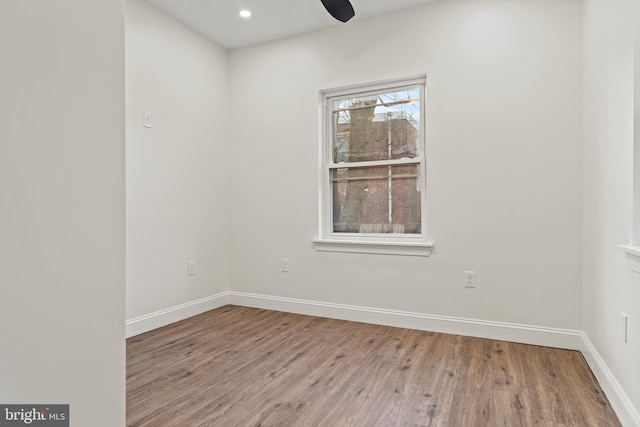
top-left (147, 0), bottom-right (440, 49)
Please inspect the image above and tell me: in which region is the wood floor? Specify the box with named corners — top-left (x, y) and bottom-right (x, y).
top-left (127, 305), bottom-right (621, 426)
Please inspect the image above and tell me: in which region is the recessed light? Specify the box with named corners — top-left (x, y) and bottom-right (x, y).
top-left (239, 9), bottom-right (252, 18)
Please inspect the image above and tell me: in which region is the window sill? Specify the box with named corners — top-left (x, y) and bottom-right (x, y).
top-left (619, 245), bottom-right (640, 273)
top-left (313, 238), bottom-right (434, 257)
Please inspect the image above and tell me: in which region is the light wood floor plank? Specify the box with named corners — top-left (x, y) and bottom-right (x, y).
top-left (127, 305), bottom-right (621, 426)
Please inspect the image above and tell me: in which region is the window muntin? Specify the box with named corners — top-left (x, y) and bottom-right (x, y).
top-left (322, 78), bottom-right (426, 242)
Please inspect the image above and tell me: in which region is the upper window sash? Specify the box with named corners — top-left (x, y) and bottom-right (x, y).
top-left (326, 84), bottom-right (425, 164)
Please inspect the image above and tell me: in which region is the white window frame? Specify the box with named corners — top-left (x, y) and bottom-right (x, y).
top-left (313, 75), bottom-right (433, 256)
top-left (620, 1), bottom-right (640, 272)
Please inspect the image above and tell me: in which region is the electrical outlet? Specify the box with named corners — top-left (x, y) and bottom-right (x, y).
top-left (464, 271), bottom-right (476, 288)
top-left (188, 260), bottom-right (196, 276)
top-left (621, 312), bottom-right (628, 343)
top-left (281, 258), bottom-right (289, 273)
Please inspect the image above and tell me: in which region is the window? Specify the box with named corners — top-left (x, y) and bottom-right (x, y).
top-left (314, 76), bottom-right (433, 256)
top-left (619, 8), bottom-right (640, 272)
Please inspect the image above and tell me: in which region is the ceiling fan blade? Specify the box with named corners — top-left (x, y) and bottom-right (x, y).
top-left (321, 0), bottom-right (355, 22)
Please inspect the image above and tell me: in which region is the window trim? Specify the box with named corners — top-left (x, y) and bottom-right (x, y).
top-left (315, 75), bottom-right (433, 256)
top-left (621, 3), bottom-right (640, 271)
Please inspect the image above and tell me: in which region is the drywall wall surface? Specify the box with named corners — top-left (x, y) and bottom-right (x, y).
top-left (126, 0), bottom-right (230, 319)
top-left (228, 0), bottom-right (583, 329)
top-left (583, 0), bottom-right (640, 416)
top-left (0, 1), bottom-right (126, 425)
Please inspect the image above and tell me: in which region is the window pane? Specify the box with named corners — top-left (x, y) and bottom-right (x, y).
top-left (331, 164), bottom-right (421, 234)
top-left (332, 87), bottom-right (420, 163)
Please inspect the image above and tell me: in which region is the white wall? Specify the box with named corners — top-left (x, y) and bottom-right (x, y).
top-left (126, 0), bottom-right (230, 321)
top-left (0, 1), bottom-right (125, 426)
top-left (583, 0), bottom-right (640, 421)
top-left (228, 0), bottom-right (583, 329)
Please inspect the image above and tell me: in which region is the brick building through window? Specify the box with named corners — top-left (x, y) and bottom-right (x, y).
top-left (333, 111), bottom-right (421, 234)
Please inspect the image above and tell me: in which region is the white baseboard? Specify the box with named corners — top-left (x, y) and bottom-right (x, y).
top-left (227, 291), bottom-right (583, 350)
top-left (581, 335), bottom-right (640, 427)
top-left (126, 292), bottom-right (230, 338)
